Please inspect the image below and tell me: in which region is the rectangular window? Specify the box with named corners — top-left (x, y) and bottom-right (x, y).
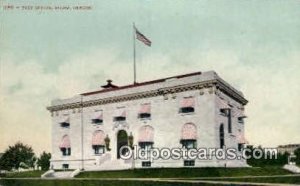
top-left (180, 107), bottom-right (195, 113)
top-left (184, 160), bottom-right (195, 166)
top-left (92, 119), bottom-right (103, 124)
top-left (180, 97), bottom-right (195, 113)
top-left (220, 109), bottom-right (228, 116)
top-left (139, 113), bottom-right (151, 119)
top-left (61, 148), bottom-right (71, 156)
top-left (238, 117), bottom-right (244, 124)
top-left (238, 143), bottom-right (243, 151)
top-left (142, 161), bottom-right (151, 167)
top-left (139, 142), bottom-right (153, 150)
top-left (62, 164), bottom-right (69, 169)
top-left (228, 109), bottom-right (232, 133)
top-left (60, 123), bottom-right (70, 128)
top-left (93, 145), bottom-right (105, 155)
top-left (181, 140), bottom-right (196, 149)
top-left (139, 104), bottom-right (151, 119)
top-left (114, 116), bottom-right (126, 122)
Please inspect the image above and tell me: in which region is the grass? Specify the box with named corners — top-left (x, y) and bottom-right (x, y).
top-left (0, 167), bottom-right (298, 185)
top-left (0, 170), bottom-right (45, 178)
top-left (77, 166), bottom-right (292, 178)
top-left (0, 179), bottom-right (218, 186)
top-left (200, 176), bottom-right (300, 184)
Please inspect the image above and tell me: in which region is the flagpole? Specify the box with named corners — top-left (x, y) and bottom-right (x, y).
top-left (133, 22), bottom-right (137, 84)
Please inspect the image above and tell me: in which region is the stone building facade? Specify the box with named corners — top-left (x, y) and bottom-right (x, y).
top-left (47, 71), bottom-right (249, 170)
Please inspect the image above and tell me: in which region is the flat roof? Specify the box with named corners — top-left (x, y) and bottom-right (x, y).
top-left (81, 71), bottom-right (202, 96)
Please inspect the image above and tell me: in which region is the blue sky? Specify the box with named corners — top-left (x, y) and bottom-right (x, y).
top-left (1, 0), bottom-right (300, 153)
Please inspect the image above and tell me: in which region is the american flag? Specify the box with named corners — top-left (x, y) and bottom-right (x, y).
top-left (135, 27), bottom-right (151, 47)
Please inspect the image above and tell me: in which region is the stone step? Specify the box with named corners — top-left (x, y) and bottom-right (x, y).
top-left (47, 171), bottom-right (73, 178)
top-left (283, 164), bottom-right (300, 173)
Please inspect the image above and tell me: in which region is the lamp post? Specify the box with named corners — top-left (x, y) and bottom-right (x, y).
top-left (104, 135), bottom-right (111, 151)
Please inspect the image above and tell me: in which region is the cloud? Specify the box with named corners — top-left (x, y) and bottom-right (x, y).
top-left (0, 47), bottom-right (299, 154)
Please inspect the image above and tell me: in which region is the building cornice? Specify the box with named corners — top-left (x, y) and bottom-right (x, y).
top-left (46, 80), bottom-right (248, 112)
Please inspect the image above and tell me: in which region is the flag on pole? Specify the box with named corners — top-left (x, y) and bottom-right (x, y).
top-left (135, 27), bottom-right (152, 46)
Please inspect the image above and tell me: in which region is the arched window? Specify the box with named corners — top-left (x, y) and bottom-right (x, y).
top-left (181, 123), bottom-right (197, 149)
top-left (138, 125), bottom-right (154, 167)
top-left (181, 123), bottom-right (197, 167)
top-left (219, 124), bottom-right (225, 148)
top-left (92, 130), bottom-right (105, 154)
top-left (138, 125), bottom-right (154, 149)
top-left (59, 135), bottom-right (71, 156)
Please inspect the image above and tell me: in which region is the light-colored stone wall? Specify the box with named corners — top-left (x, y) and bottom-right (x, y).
top-left (49, 71), bottom-right (248, 170)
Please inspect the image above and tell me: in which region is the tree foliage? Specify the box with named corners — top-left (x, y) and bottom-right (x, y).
top-left (0, 142), bottom-right (36, 171)
top-left (37, 152), bottom-right (51, 171)
top-left (294, 147), bottom-right (300, 165)
top-left (246, 145), bottom-right (289, 167)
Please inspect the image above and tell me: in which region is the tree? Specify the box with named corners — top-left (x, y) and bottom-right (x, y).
top-left (0, 142), bottom-right (35, 171)
top-left (37, 152), bottom-right (51, 171)
top-left (294, 147), bottom-right (300, 165)
top-left (246, 145), bottom-right (288, 167)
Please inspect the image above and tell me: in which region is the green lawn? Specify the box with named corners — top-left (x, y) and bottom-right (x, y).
top-left (0, 179), bottom-right (219, 186)
top-left (77, 167), bottom-right (292, 178)
top-left (199, 176), bottom-right (300, 184)
top-left (0, 170), bottom-right (45, 178)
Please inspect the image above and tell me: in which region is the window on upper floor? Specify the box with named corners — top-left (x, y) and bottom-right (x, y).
top-left (91, 111), bottom-right (103, 124)
top-left (92, 111), bottom-right (103, 124)
top-left (179, 97), bottom-right (195, 114)
top-left (113, 108), bottom-right (126, 122)
top-left (59, 116), bottom-right (70, 128)
top-left (139, 113), bottom-right (151, 119)
top-left (238, 117), bottom-right (244, 124)
top-left (220, 108), bottom-right (228, 116)
top-left (114, 116), bottom-right (126, 122)
top-left (180, 107), bottom-right (195, 113)
top-left (92, 119), bottom-right (103, 124)
top-left (138, 104), bottom-right (151, 119)
top-left (60, 122), bottom-right (70, 128)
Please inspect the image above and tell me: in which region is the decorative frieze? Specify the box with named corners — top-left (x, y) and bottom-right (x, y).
top-left (47, 79), bottom-right (248, 112)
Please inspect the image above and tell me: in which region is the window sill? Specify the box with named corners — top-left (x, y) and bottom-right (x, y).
top-left (94, 154), bottom-right (104, 156)
top-left (139, 117), bottom-right (151, 121)
top-left (92, 123), bottom-right (103, 126)
top-left (180, 112), bottom-right (195, 116)
top-left (61, 155), bottom-right (71, 158)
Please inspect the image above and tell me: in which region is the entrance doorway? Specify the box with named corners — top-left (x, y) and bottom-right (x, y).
top-left (117, 130), bottom-right (128, 159)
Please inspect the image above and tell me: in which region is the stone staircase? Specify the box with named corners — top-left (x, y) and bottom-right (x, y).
top-left (49, 171), bottom-right (73, 178)
top-left (41, 169), bottom-right (80, 178)
top-left (86, 158), bottom-right (132, 171)
top-left (283, 164), bottom-right (300, 173)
